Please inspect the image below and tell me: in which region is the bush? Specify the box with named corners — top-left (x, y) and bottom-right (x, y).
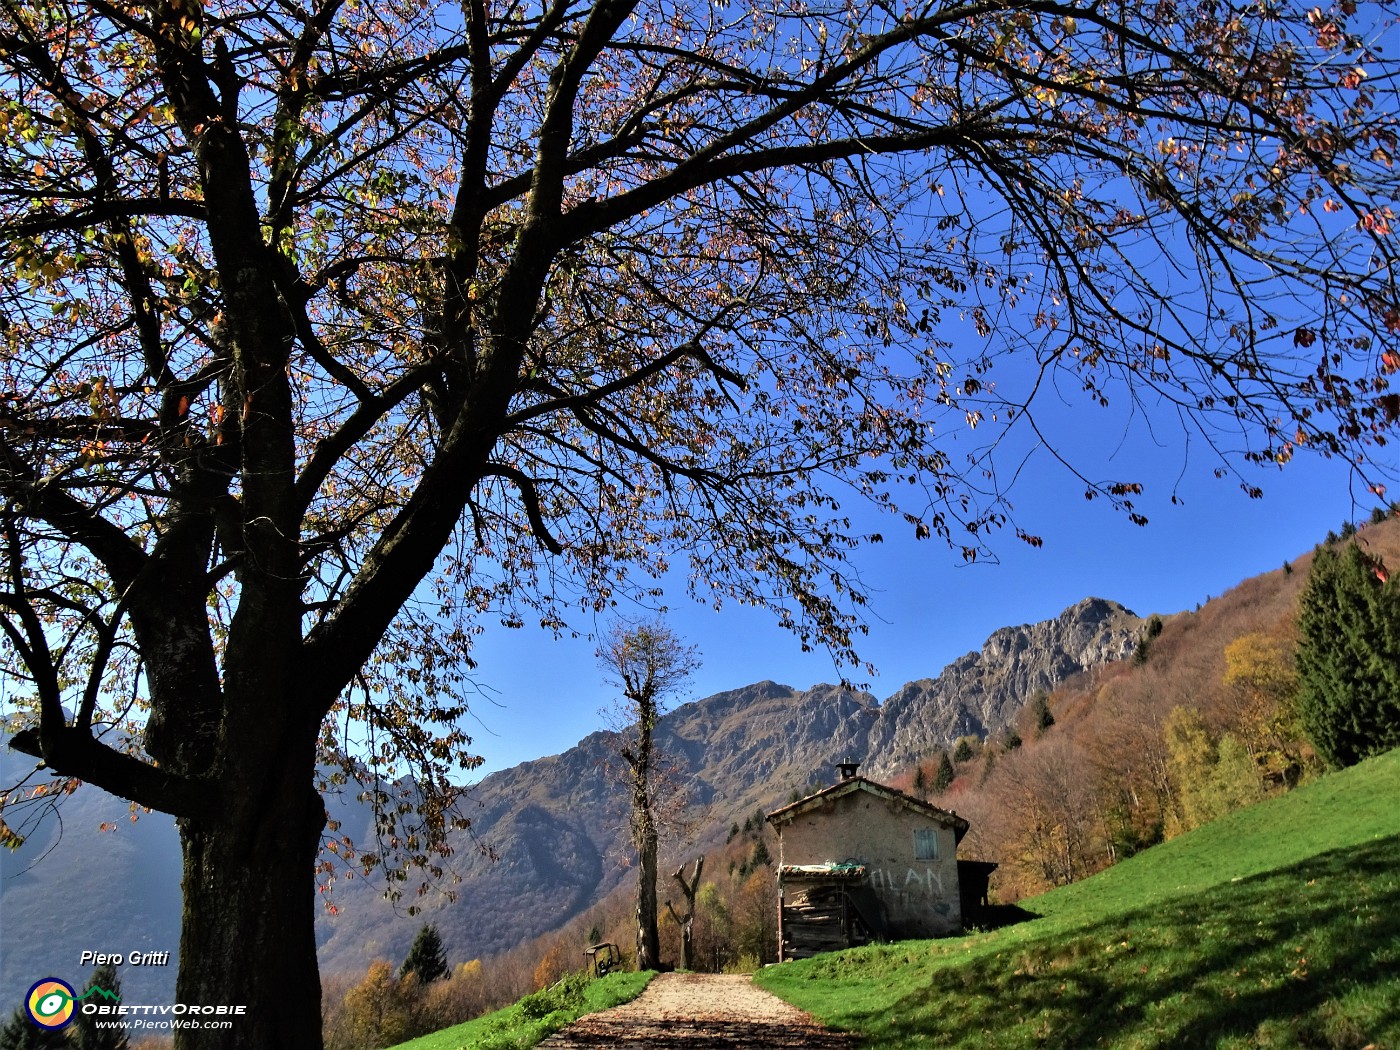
top-left (723, 953), bottom-right (761, 975)
top-left (516, 971), bottom-right (591, 1020)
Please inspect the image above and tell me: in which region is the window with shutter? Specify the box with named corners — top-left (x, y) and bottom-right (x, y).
top-left (914, 828), bottom-right (939, 861)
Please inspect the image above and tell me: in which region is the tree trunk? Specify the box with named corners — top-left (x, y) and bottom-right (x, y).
top-left (634, 816), bottom-right (660, 971)
top-left (174, 754), bottom-right (326, 1050)
top-left (679, 917), bottom-right (693, 972)
top-left (627, 687), bottom-right (661, 972)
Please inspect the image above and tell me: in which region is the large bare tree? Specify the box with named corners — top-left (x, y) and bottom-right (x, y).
top-left (0, 0), bottom-right (1397, 1044)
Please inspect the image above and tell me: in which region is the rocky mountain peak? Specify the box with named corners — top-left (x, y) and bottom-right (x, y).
top-left (861, 598), bottom-right (1143, 776)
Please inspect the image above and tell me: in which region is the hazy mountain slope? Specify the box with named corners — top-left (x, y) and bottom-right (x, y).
top-left (0, 746), bottom-right (181, 1007)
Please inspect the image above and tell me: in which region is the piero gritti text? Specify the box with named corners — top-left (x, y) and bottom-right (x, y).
top-left (80, 950), bottom-right (171, 966)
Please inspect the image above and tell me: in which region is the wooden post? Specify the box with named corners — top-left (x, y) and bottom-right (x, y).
top-left (777, 880), bottom-right (786, 962)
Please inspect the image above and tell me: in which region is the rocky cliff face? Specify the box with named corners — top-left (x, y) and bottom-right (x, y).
top-left (863, 597), bottom-right (1143, 775)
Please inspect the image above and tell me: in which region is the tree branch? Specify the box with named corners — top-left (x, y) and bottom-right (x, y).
top-left (483, 463), bottom-right (564, 555)
top-left (6, 727), bottom-right (219, 820)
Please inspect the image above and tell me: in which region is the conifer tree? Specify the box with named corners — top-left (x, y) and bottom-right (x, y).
top-left (1030, 693), bottom-right (1056, 736)
top-left (952, 738), bottom-right (976, 764)
top-left (72, 964), bottom-right (129, 1050)
top-left (751, 838), bottom-right (772, 868)
top-left (1296, 543), bottom-right (1400, 767)
top-left (400, 924), bottom-right (450, 984)
top-left (1132, 615), bottom-right (1166, 666)
top-left (933, 751), bottom-right (955, 794)
top-left (0, 1007), bottom-right (69, 1050)
top-left (980, 748), bottom-right (998, 785)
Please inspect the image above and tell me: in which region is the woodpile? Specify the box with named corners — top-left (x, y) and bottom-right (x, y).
top-left (780, 884), bottom-right (877, 961)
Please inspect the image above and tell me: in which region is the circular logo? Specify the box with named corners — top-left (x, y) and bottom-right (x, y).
top-left (25, 978), bottom-right (77, 1030)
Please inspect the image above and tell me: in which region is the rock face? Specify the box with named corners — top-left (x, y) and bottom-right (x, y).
top-left (862, 597), bottom-right (1143, 776)
top-left (0, 596), bottom-right (1144, 1002)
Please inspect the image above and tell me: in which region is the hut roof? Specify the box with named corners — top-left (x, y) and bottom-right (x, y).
top-left (766, 775), bottom-right (970, 843)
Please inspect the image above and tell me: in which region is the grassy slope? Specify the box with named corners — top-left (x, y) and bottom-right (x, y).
top-left (755, 749), bottom-right (1400, 1049)
top-left (386, 970), bottom-right (654, 1050)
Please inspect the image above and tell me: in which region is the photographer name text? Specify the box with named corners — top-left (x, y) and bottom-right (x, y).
top-left (80, 950), bottom-right (171, 966)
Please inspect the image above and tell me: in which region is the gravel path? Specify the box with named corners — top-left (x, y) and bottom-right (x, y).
top-left (538, 973), bottom-right (855, 1049)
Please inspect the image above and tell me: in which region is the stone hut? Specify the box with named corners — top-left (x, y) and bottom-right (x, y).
top-left (765, 761), bottom-right (994, 960)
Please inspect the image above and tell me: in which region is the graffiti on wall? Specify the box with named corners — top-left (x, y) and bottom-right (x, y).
top-left (868, 866), bottom-right (944, 897)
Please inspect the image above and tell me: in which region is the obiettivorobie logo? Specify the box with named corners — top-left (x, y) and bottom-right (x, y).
top-left (25, 978), bottom-right (119, 1030)
top-left (25, 974), bottom-right (248, 1031)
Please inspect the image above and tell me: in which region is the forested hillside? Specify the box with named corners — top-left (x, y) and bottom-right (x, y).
top-left (914, 510), bottom-right (1400, 901)
top-left (310, 596), bottom-right (1143, 983)
top-left (756, 747), bottom-right (1400, 1050)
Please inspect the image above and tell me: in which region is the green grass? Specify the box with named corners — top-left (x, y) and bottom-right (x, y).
top-left (386, 970), bottom-right (655, 1050)
top-left (755, 748), bottom-right (1400, 1049)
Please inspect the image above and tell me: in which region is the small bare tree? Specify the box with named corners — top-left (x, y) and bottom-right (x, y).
top-left (599, 621), bottom-right (699, 972)
top-left (666, 857), bottom-right (705, 972)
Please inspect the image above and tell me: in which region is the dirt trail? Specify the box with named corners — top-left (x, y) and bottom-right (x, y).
top-left (538, 972), bottom-right (855, 1048)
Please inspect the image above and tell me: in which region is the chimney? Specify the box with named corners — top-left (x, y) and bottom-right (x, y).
top-left (837, 760), bottom-right (860, 781)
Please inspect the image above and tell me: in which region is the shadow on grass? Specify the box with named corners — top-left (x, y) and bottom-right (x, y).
top-left (851, 835), bottom-right (1400, 1048)
top-left (967, 903), bottom-right (1039, 931)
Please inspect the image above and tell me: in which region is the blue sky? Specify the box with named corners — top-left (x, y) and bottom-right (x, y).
top-left (438, 9), bottom-right (1400, 781)
top-left (459, 440), bottom-right (1387, 778)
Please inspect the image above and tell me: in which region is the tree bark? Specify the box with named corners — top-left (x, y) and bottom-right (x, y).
top-left (628, 690), bottom-right (661, 973)
top-left (634, 814), bottom-right (660, 972)
top-left (173, 749), bottom-right (326, 1050)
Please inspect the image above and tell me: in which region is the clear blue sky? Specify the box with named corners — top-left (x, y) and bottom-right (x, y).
top-left (451, 170), bottom-right (1399, 780)
top-left (459, 437), bottom-right (1389, 778)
